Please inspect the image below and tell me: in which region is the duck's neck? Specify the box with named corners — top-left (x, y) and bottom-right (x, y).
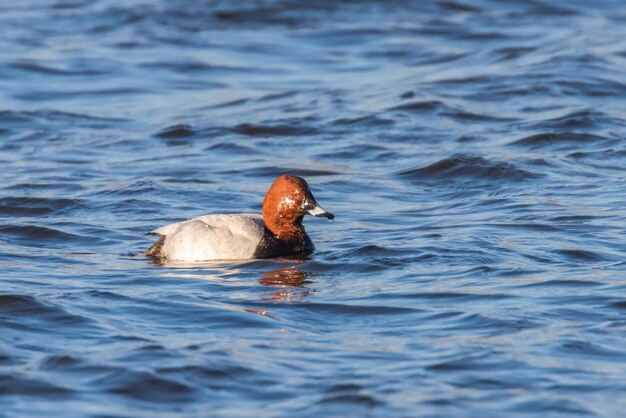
top-left (266, 215), bottom-right (306, 243)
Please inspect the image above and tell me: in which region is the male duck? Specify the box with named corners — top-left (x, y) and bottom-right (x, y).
top-left (144, 175), bottom-right (334, 261)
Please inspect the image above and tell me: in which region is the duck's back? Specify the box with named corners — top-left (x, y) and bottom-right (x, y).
top-left (149, 214), bottom-right (266, 261)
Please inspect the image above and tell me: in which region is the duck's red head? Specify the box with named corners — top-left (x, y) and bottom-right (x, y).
top-left (262, 175), bottom-right (334, 240)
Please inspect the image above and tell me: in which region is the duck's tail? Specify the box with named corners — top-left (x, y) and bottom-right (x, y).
top-left (141, 235), bottom-right (166, 259)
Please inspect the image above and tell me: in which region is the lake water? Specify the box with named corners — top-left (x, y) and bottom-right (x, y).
top-left (2, 1), bottom-right (626, 416)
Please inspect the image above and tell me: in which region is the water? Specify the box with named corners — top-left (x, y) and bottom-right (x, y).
top-left (2, 0), bottom-right (626, 416)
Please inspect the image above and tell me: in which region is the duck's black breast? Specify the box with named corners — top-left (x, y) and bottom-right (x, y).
top-left (253, 228), bottom-right (314, 259)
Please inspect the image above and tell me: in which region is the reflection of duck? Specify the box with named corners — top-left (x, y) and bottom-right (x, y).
top-left (259, 266), bottom-right (309, 302)
top-left (144, 175), bottom-right (334, 262)
top-left (259, 266), bottom-right (309, 287)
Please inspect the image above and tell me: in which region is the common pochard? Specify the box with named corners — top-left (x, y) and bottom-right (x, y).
top-left (144, 175), bottom-right (334, 261)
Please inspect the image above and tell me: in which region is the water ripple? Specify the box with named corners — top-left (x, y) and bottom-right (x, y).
top-left (2, 0), bottom-right (626, 416)
top-left (398, 154), bottom-right (539, 183)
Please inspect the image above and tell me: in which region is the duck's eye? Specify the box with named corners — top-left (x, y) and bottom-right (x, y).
top-left (288, 187), bottom-right (296, 193)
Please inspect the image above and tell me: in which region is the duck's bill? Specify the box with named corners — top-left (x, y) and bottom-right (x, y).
top-left (303, 201), bottom-right (335, 219)
top-left (305, 204), bottom-right (335, 219)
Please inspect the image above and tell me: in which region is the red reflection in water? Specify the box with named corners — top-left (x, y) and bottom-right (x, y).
top-left (258, 266), bottom-right (309, 302)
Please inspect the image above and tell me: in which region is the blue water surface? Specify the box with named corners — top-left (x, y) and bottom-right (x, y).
top-left (1, 1), bottom-right (626, 416)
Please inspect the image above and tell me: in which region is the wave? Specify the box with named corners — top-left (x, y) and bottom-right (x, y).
top-left (0, 224), bottom-right (85, 244)
top-left (511, 132), bottom-right (609, 148)
top-left (231, 121), bottom-right (319, 137)
top-left (398, 154), bottom-right (539, 182)
top-left (388, 100), bottom-right (516, 122)
top-left (0, 109), bottom-right (128, 125)
top-left (524, 110), bottom-right (622, 130)
top-left (90, 369), bottom-right (195, 402)
top-left (0, 197), bottom-right (82, 216)
top-left (154, 124), bottom-right (196, 138)
top-left (236, 166), bottom-right (340, 178)
top-left (0, 294), bottom-right (92, 327)
top-left (0, 374), bottom-right (72, 397)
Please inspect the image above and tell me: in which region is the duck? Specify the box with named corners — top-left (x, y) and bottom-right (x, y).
top-left (144, 175), bottom-right (334, 261)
